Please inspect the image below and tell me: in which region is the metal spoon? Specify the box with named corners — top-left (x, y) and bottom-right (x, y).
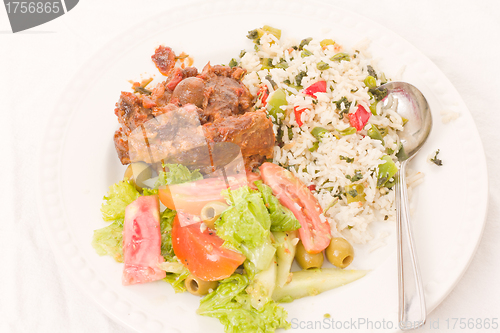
top-left (378, 82), bottom-right (432, 330)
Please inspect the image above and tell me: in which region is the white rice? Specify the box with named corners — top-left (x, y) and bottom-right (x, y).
top-left (239, 31), bottom-right (419, 245)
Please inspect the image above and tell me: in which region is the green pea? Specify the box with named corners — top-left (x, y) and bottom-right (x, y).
top-left (330, 53), bottom-right (351, 62)
top-left (367, 126), bottom-right (384, 144)
top-left (364, 76), bottom-right (377, 89)
top-left (267, 88), bottom-right (288, 120)
top-left (311, 127), bottom-right (329, 141)
top-left (317, 61), bottom-right (330, 70)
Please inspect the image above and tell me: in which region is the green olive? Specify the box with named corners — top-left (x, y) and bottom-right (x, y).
top-left (325, 237), bottom-right (354, 268)
top-left (295, 241), bottom-right (324, 269)
top-left (184, 275), bottom-right (218, 296)
top-left (200, 201), bottom-right (229, 229)
top-left (123, 162), bottom-right (152, 192)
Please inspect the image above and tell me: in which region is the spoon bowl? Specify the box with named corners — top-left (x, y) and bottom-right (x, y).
top-left (378, 81), bottom-right (432, 330)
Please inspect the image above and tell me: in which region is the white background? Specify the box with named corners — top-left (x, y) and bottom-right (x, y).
top-left (1, 0), bottom-right (499, 332)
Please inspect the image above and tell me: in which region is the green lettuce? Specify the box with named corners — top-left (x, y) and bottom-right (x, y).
top-left (100, 180), bottom-right (140, 221)
top-left (254, 181), bottom-right (301, 232)
top-left (159, 208), bottom-right (177, 261)
top-left (154, 163), bottom-right (203, 188)
top-left (91, 219), bottom-right (124, 262)
top-left (216, 187), bottom-right (275, 271)
top-left (164, 267), bottom-right (190, 293)
top-left (198, 274), bottom-right (290, 333)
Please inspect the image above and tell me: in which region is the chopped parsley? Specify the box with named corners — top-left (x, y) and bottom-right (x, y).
top-left (334, 96), bottom-right (351, 119)
top-left (295, 71), bottom-right (307, 86)
top-left (346, 171), bottom-right (363, 182)
top-left (367, 65), bottom-right (377, 79)
top-left (298, 37), bottom-right (312, 50)
top-left (339, 155), bottom-right (354, 163)
top-left (430, 149), bottom-right (443, 166)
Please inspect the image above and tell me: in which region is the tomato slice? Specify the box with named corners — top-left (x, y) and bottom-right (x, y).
top-left (122, 195), bottom-right (166, 285)
top-left (259, 163), bottom-right (331, 253)
top-left (158, 173), bottom-right (248, 215)
top-left (172, 212), bottom-right (246, 281)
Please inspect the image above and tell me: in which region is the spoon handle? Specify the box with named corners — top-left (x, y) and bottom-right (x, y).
top-left (395, 161), bottom-right (426, 330)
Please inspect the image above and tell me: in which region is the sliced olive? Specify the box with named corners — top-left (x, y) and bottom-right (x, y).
top-left (185, 275), bottom-right (218, 296)
top-left (325, 237), bottom-right (354, 268)
top-left (200, 201), bottom-right (229, 229)
top-left (295, 240), bottom-right (324, 269)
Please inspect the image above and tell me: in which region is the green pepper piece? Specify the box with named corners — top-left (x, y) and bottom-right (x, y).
top-left (396, 144), bottom-right (408, 161)
top-left (261, 58), bottom-right (274, 70)
top-left (367, 126), bottom-right (384, 144)
top-left (377, 155), bottom-right (398, 188)
top-left (317, 61), bottom-right (330, 70)
top-left (299, 37), bottom-right (312, 50)
top-left (338, 127), bottom-right (356, 136)
top-left (364, 76), bottom-right (377, 89)
top-left (311, 127), bottom-right (329, 141)
top-left (301, 49), bottom-right (313, 58)
top-left (309, 141), bottom-right (320, 152)
top-left (369, 101), bottom-right (378, 115)
top-left (267, 88), bottom-right (288, 121)
top-left (330, 53), bottom-right (351, 62)
top-left (262, 25), bottom-right (281, 39)
top-left (320, 39), bottom-right (335, 48)
top-left (345, 184), bottom-right (366, 203)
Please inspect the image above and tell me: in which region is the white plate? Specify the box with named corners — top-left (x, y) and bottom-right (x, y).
top-left (36, 1), bottom-right (488, 332)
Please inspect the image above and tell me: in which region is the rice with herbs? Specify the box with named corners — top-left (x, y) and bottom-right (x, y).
top-left (237, 30), bottom-right (407, 245)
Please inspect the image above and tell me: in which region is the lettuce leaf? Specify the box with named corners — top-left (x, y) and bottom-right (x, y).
top-left (159, 208), bottom-right (177, 261)
top-left (154, 163), bottom-right (203, 188)
top-left (198, 274), bottom-right (290, 333)
top-left (164, 267), bottom-right (190, 293)
top-left (91, 219), bottom-right (124, 262)
top-left (216, 187), bottom-right (275, 271)
top-left (254, 181), bottom-right (301, 232)
top-left (101, 180), bottom-right (141, 222)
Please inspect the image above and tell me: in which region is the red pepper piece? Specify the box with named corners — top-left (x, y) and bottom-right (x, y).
top-left (303, 81), bottom-right (327, 98)
top-left (348, 105), bottom-right (371, 131)
top-left (294, 106), bottom-right (306, 126)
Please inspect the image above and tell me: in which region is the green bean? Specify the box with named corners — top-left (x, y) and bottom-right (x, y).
top-left (316, 61), bottom-right (330, 70)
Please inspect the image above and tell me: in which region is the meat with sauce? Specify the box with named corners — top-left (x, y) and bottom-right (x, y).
top-left (113, 46), bottom-right (274, 171)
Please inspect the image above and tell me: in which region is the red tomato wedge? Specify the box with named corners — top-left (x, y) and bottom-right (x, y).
top-left (348, 105), bottom-right (371, 131)
top-left (158, 173), bottom-right (248, 215)
top-left (303, 81), bottom-right (327, 98)
top-left (172, 212), bottom-right (246, 281)
top-left (122, 196), bottom-right (166, 286)
top-left (259, 163), bottom-right (331, 254)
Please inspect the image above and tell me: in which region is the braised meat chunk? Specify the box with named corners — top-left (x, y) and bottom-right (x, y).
top-left (113, 46), bottom-right (275, 171)
top-left (204, 111), bottom-right (274, 169)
